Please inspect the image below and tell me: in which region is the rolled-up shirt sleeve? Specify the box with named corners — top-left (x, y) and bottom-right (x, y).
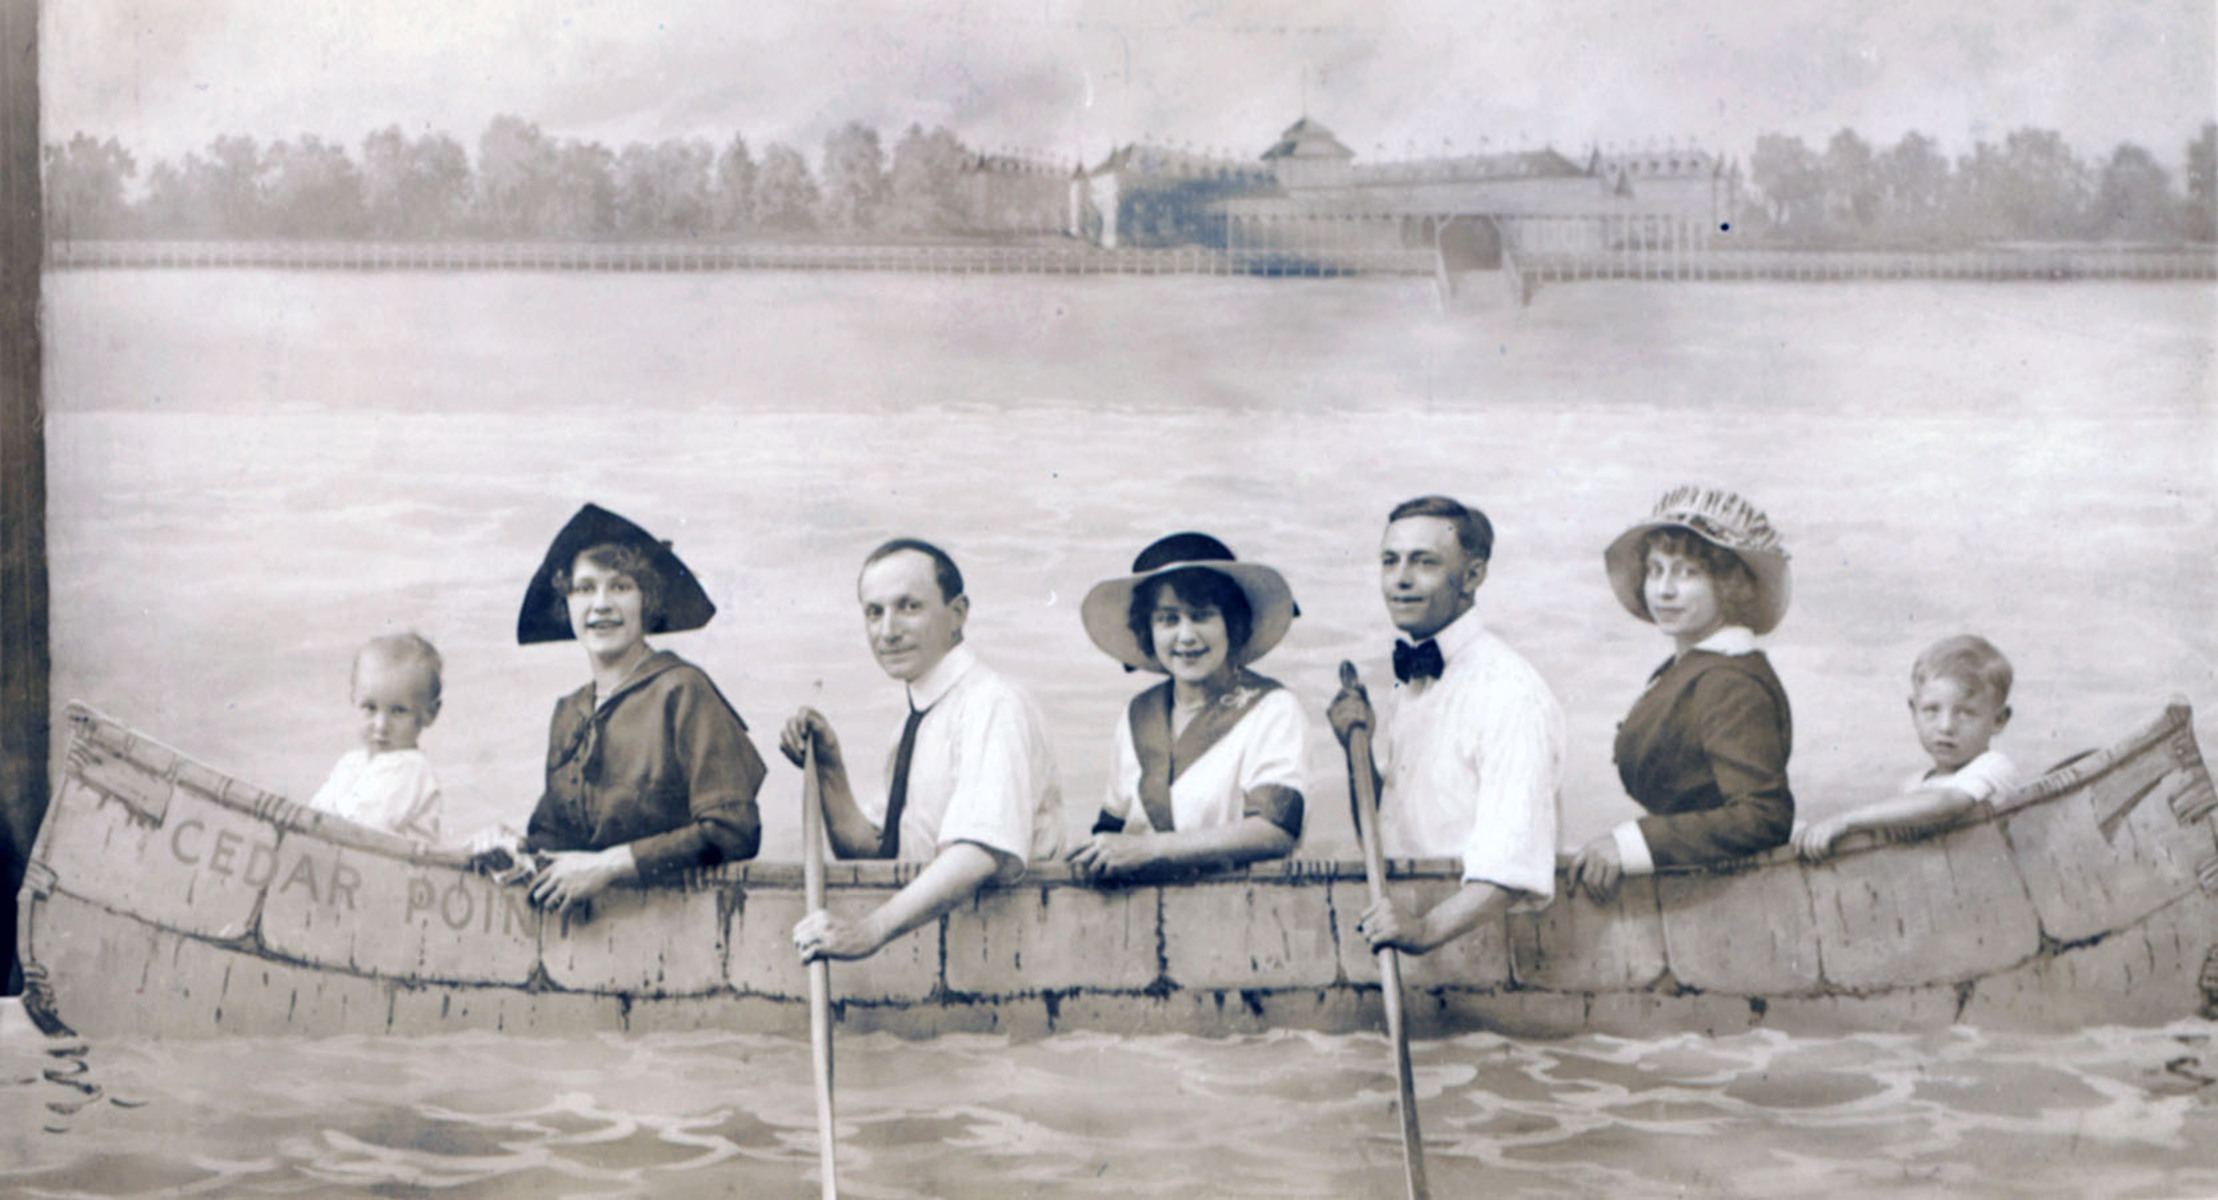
top-left (936, 689), bottom-right (1041, 866)
top-left (1461, 681), bottom-right (1562, 904)
top-left (627, 682), bottom-right (767, 880)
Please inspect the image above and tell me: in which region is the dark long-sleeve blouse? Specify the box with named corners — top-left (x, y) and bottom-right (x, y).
top-left (1612, 650), bottom-right (1794, 869)
top-left (525, 650), bottom-right (765, 880)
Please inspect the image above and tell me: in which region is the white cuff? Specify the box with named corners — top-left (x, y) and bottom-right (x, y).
top-left (1611, 820), bottom-right (1655, 876)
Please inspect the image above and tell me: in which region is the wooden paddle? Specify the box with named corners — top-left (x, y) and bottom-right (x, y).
top-left (801, 738), bottom-right (839, 1199)
top-left (1339, 660), bottom-right (1430, 1200)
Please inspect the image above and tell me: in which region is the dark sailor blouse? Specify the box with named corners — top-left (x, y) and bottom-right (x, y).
top-left (1612, 647), bottom-right (1795, 869)
top-left (525, 650), bottom-right (765, 880)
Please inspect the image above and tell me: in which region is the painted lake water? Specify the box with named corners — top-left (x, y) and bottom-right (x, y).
top-left (10, 268), bottom-right (2217, 1194)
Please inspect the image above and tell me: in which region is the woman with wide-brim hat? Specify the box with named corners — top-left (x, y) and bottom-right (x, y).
top-left (1065, 532), bottom-right (1310, 883)
top-left (475, 503), bottom-right (766, 915)
top-left (1568, 486), bottom-right (1797, 903)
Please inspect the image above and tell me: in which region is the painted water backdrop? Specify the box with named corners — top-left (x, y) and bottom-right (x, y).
top-left (18, 269), bottom-right (2218, 1194)
top-left (7, 1020), bottom-right (2218, 1197)
top-left (40, 270), bottom-right (2215, 858)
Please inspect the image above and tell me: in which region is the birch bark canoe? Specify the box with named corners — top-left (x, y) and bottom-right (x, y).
top-left (17, 699), bottom-right (2218, 1040)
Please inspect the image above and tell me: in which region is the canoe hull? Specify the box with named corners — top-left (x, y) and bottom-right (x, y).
top-left (19, 700), bottom-right (2218, 1040)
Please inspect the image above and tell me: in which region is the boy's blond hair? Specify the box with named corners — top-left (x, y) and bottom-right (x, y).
top-left (1911, 635), bottom-right (2012, 707)
top-left (354, 632), bottom-right (444, 709)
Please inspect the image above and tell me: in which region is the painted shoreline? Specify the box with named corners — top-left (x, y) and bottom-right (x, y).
top-left (43, 238), bottom-right (2218, 282)
top-left (19, 700), bottom-right (2218, 1041)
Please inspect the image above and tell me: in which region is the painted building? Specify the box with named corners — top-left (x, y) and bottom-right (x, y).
top-left (1074, 116), bottom-right (1742, 262)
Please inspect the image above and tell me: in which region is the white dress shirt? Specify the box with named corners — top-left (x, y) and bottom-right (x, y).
top-left (870, 643), bottom-right (1065, 868)
top-left (1377, 608), bottom-right (1564, 904)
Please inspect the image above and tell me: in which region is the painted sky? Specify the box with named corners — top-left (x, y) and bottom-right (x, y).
top-left (42, 0), bottom-right (2218, 170)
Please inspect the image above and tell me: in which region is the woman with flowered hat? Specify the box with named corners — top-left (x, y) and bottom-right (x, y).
top-left (1066, 532), bottom-right (1310, 882)
top-left (475, 503), bottom-right (766, 914)
top-left (1568, 486), bottom-right (1796, 903)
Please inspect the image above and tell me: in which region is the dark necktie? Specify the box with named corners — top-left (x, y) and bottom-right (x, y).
top-left (1393, 638), bottom-right (1445, 684)
top-left (878, 699), bottom-right (930, 858)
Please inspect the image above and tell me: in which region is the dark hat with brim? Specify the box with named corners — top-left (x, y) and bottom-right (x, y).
top-left (517, 503), bottom-right (717, 645)
top-left (1081, 532), bottom-right (1298, 673)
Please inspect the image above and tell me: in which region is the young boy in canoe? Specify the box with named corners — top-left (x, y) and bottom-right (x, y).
top-left (1794, 634), bottom-right (2019, 860)
top-left (304, 632), bottom-right (446, 844)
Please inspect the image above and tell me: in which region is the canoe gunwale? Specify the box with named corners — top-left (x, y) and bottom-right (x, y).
top-left (48, 697), bottom-right (2210, 891)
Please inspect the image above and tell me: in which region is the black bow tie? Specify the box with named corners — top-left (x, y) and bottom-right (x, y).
top-left (1393, 638), bottom-right (1445, 684)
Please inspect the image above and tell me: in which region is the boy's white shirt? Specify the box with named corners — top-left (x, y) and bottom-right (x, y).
top-left (1905, 748), bottom-right (2019, 802)
top-left (308, 747), bottom-right (444, 843)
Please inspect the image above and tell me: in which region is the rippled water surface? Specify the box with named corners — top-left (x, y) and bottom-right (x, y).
top-left (7, 1022), bottom-right (2218, 1197)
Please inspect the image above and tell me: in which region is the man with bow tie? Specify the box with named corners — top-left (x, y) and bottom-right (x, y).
top-left (1327, 495), bottom-right (1565, 955)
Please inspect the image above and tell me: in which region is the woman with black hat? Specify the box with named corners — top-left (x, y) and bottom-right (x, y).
top-left (1569, 486), bottom-right (1796, 903)
top-left (481, 503), bottom-right (766, 914)
top-left (1065, 532), bottom-right (1309, 883)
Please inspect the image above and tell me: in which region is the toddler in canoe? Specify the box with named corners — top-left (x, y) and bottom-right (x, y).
top-left (1794, 634), bottom-right (2020, 860)
top-left (304, 632), bottom-right (447, 844)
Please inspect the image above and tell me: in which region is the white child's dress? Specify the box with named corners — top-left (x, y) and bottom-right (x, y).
top-left (1904, 749), bottom-right (2019, 804)
top-left (307, 748), bottom-right (444, 842)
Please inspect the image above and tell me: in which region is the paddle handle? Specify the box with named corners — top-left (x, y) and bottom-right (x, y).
top-left (1339, 660), bottom-right (1430, 1200)
top-left (802, 740), bottom-right (838, 1200)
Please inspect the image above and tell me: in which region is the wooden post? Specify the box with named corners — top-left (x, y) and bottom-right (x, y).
top-left (0, 0), bottom-right (46, 997)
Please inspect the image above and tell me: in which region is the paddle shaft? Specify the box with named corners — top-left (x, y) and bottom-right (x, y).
top-left (802, 740), bottom-right (838, 1200)
top-left (1341, 668), bottom-right (1430, 1200)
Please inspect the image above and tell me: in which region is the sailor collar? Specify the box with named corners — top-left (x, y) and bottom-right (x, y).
top-left (586, 649), bottom-right (687, 713)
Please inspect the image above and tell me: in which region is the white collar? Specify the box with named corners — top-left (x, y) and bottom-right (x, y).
top-left (907, 642), bottom-right (977, 710)
top-left (1426, 606), bottom-right (1489, 664)
top-left (1691, 625), bottom-right (1759, 656)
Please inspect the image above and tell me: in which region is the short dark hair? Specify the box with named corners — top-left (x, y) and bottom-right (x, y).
top-left (863, 537), bottom-right (965, 603)
top-left (551, 542), bottom-right (667, 627)
top-left (1126, 569), bottom-right (1254, 662)
top-left (1387, 495), bottom-right (1494, 562)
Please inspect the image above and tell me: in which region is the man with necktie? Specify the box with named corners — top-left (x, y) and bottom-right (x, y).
top-left (1327, 495), bottom-right (1565, 955)
top-left (781, 538), bottom-right (1064, 962)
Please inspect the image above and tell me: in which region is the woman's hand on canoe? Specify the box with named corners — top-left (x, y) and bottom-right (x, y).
top-left (1064, 833), bottom-right (1155, 883)
top-left (528, 845), bottom-right (636, 916)
top-left (793, 908), bottom-right (885, 963)
top-left (779, 707), bottom-right (845, 771)
top-left (465, 827), bottom-right (531, 879)
top-left (1568, 835), bottom-right (1624, 903)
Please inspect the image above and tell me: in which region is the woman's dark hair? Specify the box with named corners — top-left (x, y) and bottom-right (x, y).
top-left (1639, 528), bottom-right (1760, 629)
top-left (1126, 568), bottom-right (1253, 662)
top-left (551, 541), bottom-right (668, 630)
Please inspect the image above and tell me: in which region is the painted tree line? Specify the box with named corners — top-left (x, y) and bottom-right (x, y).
top-left (44, 116), bottom-right (2218, 247)
top-left (1742, 125), bottom-right (2217, 245)
top-left (42, 116), bottom-right (1070, 241)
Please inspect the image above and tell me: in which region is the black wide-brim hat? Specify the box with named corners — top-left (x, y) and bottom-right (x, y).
top-left (516, 503), bottom-right (717, 645)
top-left (1081, 531), bottom-right (1298, 673)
